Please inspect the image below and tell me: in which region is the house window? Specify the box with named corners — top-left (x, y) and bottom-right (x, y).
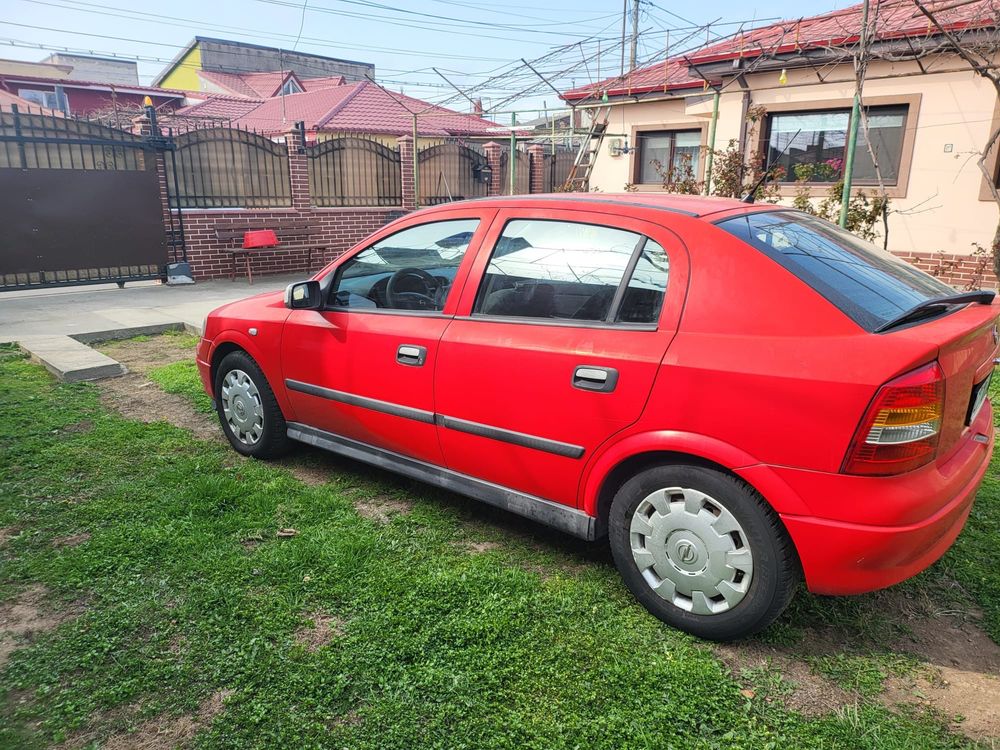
top-left (636, 130), bottom-right (701, 184)
top-left (766, 104), bottom-right (908, 185)
top-left (279, 79), bottom-right (302, 95)
top-left (17, 88), bottom-right (64, 110)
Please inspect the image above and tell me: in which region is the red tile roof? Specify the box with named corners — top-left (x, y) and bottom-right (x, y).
top-left (0, 73), bottom-right (185, 98)
top-left (561, 57), bottom-right (709, 102)
top-left (198, 70), bottom-right (302, 98)
top-left (166, 94), bottom-right (265, 126)
top-left (228, 80), bottom-right (500, 137)
top-left (300, 75), bottom-right (347, 91)
top-left (687, 0), bottom-right (999, 64)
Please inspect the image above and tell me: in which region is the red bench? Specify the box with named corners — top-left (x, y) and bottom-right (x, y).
top-left (215, 221), bottom-right (329, 284)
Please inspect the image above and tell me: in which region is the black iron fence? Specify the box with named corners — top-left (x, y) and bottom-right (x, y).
top-left (0, 105), bottom-right (167, 291)
top-left (0, 107), bottom-right (149, 171)
top-left (307, 135), bottom-right (402, 207)
top-left (417, 141), bottom-right (490, 205)
top-left (165, 124), bottom-right (291, 209)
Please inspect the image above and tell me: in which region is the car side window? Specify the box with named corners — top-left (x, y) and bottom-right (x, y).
top-left (472, 219), bottom-right (668, 325)
top-left (329, 219), bottom-right (479, 312)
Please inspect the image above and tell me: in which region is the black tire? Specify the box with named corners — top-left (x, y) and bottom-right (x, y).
top-left (213, 350), bottom-right (291, 459)
top-left (608, 464), bottom-right (799, 641)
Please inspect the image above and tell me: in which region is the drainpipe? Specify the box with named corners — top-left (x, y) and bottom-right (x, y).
top-left (703, 90), bottom-right (720, 195)
top-left (839, 0), bottom-right (870, 227)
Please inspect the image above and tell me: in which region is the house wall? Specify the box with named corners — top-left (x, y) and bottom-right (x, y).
top-left (158, 45), bottom-right (203, 92)
top-left (42, 54), bottom-right (139, 86)
top-left (585, 57), bottom-right (1000, 266)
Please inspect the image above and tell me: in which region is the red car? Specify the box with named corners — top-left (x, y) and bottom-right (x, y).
top-left (196, 194), bottom-right (997, 640)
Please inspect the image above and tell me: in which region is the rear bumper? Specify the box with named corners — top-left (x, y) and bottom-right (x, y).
top-left (773, 408), bottom-right (993, 595)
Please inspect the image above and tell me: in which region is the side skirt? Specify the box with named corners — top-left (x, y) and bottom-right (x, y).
top-left (286, 422), bottom-right (600, 541)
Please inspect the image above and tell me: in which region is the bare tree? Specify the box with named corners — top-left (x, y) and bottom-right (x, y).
top-left (912, 0), bottom-right (1000, 277)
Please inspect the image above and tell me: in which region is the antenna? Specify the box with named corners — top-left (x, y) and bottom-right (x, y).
top-left (742, 129), bottom-right (800, 203)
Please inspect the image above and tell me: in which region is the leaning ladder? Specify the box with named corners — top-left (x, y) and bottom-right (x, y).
top-left (562, 107), bottom-right (611, 192)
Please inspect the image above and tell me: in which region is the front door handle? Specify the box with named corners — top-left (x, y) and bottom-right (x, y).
top-left (397, 344), bottom-right (427, 366)
top-left (573, 365), bottom-right (618, 393)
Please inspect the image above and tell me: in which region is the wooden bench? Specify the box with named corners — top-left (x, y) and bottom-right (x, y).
top-left (215, 221), bottom-right (329, 285)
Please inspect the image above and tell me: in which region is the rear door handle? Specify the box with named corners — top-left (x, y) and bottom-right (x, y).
top-left (396, 344), bottom-right (427, 366)
top-left (573, 365), bottom-right (618, 393)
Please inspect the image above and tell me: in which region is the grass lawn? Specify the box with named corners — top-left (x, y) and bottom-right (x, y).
top-left (1, 337), bottom-right (998, 749)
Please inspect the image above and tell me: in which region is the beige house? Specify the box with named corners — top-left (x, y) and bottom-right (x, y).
top-left (562, 1), bottom-right (1000, 271)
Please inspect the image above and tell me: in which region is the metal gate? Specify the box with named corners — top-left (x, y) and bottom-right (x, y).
top-left (0, 105), bottom-right (180, 291)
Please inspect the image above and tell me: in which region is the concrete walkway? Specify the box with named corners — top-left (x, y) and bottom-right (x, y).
top-left (0, 275), bottom-right (299, 381)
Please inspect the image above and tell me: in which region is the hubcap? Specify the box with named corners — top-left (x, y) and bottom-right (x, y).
top-left (220, 369), bottom-right (264, 445)
top-left (629, 487), bottom-right (753, 615)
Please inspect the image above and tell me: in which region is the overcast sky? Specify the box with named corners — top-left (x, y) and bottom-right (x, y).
top-left (2, 0), bottom-right (848, 117)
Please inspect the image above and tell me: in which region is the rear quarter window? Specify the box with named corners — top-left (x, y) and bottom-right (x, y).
top-left (716, 211), bottom-right (955, 331)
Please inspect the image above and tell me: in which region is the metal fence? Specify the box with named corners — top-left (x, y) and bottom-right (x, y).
top-left (0, 107), bottom-right (149, 171)
top-left (166, 125), bottom-right (291, 209)
top-left (499, 147), bottom-right (530, 195)
top-left (417, 141), bottom-right (489, 205)
top-left (0, 105), bottom-right (167, 291)
top-left (307, 135), bottom-right (402, 207)
top-left (547, 150), bottom-right (576, 192)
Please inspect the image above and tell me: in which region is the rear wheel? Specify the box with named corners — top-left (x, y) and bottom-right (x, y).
top-left (608, 464), bottom-right (799, 640)
top-left (214, 350), bottom-right (290, 459)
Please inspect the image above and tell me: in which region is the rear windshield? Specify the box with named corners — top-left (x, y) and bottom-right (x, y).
top-left (716, 210), bottom-right (955, 331)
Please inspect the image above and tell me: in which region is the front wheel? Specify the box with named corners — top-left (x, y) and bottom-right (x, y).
top-left (608, 464), bottom-right (799, 641)
top-left (214, 350), bottom-right (290, 459)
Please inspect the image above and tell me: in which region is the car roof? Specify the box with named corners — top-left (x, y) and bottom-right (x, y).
top-left (424, 192), bottom-right (761, 219)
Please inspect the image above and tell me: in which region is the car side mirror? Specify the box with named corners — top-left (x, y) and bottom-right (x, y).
top-left (284, 280), bottom-right (322, 310)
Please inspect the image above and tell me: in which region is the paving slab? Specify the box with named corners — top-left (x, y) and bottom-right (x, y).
top-left (0, 275), bottom-right (298, 345)
top-left (0, 274), bottom-right (301, 379)
top-left (19, 335), bottom-right (126, 382)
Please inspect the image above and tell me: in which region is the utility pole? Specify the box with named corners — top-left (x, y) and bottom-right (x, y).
top-left (839, 0), bottom-right (869, 228)
top-left (629, 0), bottom-right (640, 72)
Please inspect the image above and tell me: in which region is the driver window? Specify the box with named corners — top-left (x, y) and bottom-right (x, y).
top-left (329, 219), bottom-right (480, 312)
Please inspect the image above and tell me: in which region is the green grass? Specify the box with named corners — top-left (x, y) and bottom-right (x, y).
top-left (148, 359), bottom-right (214, 414)
top-left (0, 343), bottom-right (994, 748)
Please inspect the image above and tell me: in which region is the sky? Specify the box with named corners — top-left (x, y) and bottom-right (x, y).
top-left (1, 0), bottom-right (849, 118)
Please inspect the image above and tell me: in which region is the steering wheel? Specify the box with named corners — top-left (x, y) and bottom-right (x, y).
top-left (385, 267), bottom-right (439, 309)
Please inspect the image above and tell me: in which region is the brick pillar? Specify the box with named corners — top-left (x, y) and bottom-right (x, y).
top-left (528, 144), bottom-right (548, 194)
top-left (286, 128), bottom-right (310, 210)
top-left (398, 135), bottom-right (416, 210)
top-left (483, 141), bottom-right (503, 197)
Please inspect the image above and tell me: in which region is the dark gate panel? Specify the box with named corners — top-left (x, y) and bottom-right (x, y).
top-left (0, 106), bottom-right (170, 291)
top-left (0, 166), bottom-right (166, 283)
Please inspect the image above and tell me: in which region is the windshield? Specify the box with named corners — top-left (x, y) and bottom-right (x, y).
top-left (716, 210), bottom-right (956, 331)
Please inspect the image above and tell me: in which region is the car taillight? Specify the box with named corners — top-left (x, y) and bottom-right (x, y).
top-left (842, 362), bottom-right (945, 476)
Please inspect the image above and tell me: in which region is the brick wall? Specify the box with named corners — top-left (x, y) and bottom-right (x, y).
top-left (893, 250), bottom-right (997, 291)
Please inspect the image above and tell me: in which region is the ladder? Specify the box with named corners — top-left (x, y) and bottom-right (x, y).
top-left (562, 107), bottom-right (611, 192)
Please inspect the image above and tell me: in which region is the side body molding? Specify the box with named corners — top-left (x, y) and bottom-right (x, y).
top-left (287, 422), bottom-right (599, 540)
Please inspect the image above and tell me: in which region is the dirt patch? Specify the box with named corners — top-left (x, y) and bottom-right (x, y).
top-left (294, 612), bottom-right (345, 652)
top-left (883, 666), bottom-right (1000, 740)
top-left (354, 495), bottom-right (412, 524)
top-left (98, 335), bottom-right (194, 375)
top-left (715, 643), bottom-right (856, 717)
top-left (890, 607), bottom-right (1000, 674)
top-left (0, 527), bottom-right (18, 547)
top-left (52, 532), bottom-right (91, 548)
top-left (62, 420), bottom-right (93, 434)
top-left (87, 689), bottom-right (233, 750)
top-left (98, 373), bottom-right (220, 442)
top-left (0, 585), bottom-right (79, 668)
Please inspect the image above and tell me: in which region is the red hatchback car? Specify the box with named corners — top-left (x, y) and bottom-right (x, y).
top-left (196, 194), bottom-right (997, 640)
